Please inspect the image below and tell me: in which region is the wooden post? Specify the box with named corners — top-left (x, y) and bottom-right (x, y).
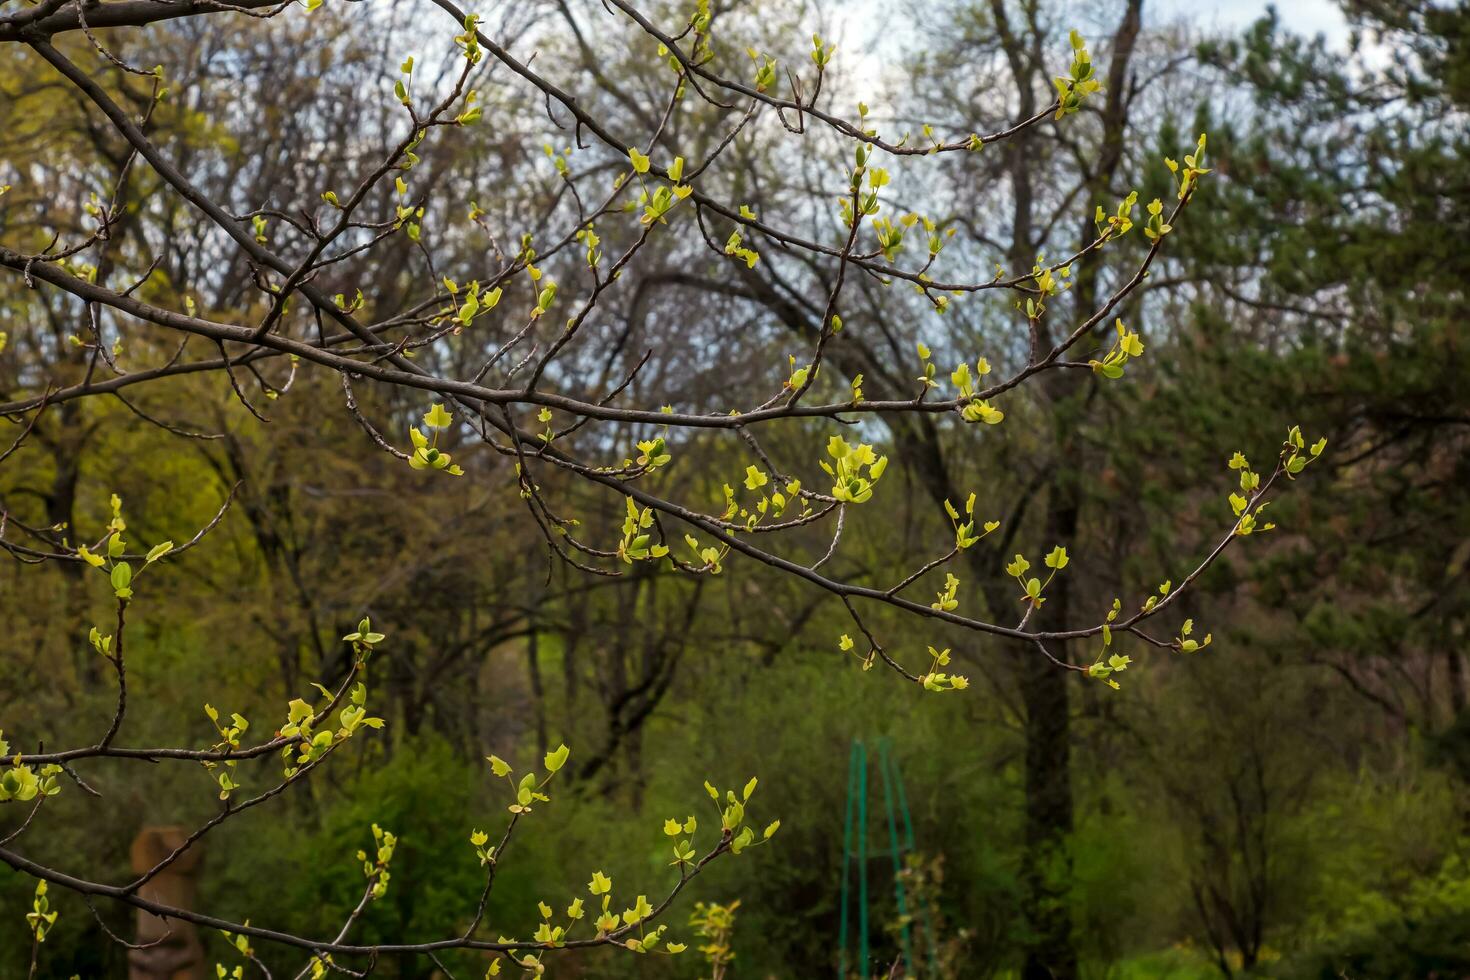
top-left (127, 826), bottom-right (205, 980)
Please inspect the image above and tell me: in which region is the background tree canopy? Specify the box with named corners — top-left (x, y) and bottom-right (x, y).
top-left (0, 0), bottom-right (1465, 977)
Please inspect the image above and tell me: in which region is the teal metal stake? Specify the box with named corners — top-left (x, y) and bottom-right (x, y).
top-left (878, 739), bottom-right (914, 974)
top-left (838, 740), bottom-right (862, 977)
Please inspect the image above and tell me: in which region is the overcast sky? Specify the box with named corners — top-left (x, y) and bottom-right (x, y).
top-left (1153, 0), bottom-right (1350, 42)
top-left (828, 0), bottom-right (1362, 117)
top-left (835, 1), bottom-right (1358, 84)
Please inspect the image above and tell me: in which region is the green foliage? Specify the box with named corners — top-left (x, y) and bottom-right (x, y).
top-left (0, 1), bottom-right (1461, 976)
top-left (821, 436), bottom-right (889, 505)
top-left (1053, 31), bottom-right (1101, 120)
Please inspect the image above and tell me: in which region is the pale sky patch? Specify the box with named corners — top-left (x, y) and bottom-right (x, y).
top-left (1154, 0), bottom-right (1351, 44)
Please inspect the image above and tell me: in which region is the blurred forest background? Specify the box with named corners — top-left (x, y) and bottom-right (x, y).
top-left (2, 0), bottom-right (1469, 976)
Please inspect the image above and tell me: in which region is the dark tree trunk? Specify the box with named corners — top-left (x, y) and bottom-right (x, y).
top-left (1019, 482), bottom-right (1080, 980)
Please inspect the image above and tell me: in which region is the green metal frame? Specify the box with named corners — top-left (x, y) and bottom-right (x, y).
top-left (837, 737), bottom-right (935, 978)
